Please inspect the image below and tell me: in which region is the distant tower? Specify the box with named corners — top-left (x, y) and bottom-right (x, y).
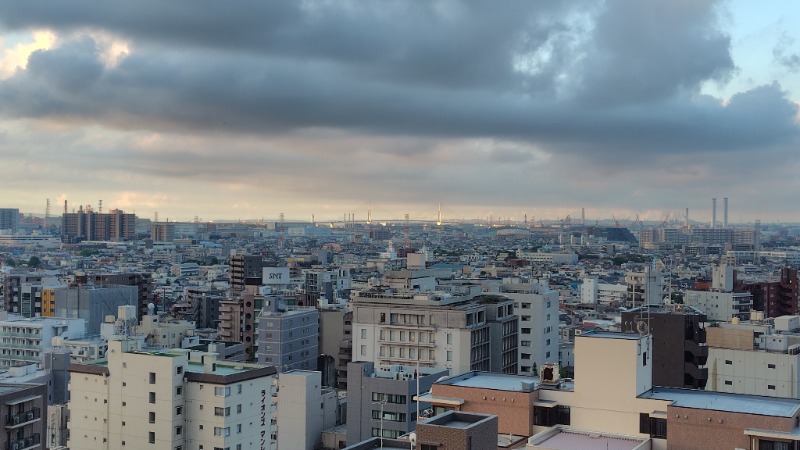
top-left (685, 208), bottom-right (689, 229)
top-left (63, 200), bottom-right (67, 215)
top-left (723, 197), bottom-right (728, 228)
top-left (755, 219), bottom-right (761, 254)
top-left (45, 198), bottom-right (51, 224)
top-left (436, 202), bottom-right (442, 226)
top-left (154, 211), bottom-right (159, 223)
top-left (712, 198), bottom-right (717, 229)
top-left (581, 207), bottom-right (586, 226)
top-left (278, 212), bottom-right (285, 248)
top-left (98, 199), bottom-right (103, 214)
top-left (367, 204), bottom-right (372, 225)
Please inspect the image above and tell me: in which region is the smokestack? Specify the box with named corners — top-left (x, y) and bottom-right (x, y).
top-left (581, 208), bottom-right (586, 225)
top-left (723, 197), bottom-right (728, 228)
top-left (64, 200), bottom-right (67, 215)
top-left (712, 198), bottom-right (717, 229)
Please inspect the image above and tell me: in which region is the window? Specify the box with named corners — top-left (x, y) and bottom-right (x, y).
top-left (149, 372), bottom-right (156, 384)
top-left (149, 432), bottom-right (155, 444)
top-left (446, 351), bottom-right (452, 361)
top-left (176, 386), bottom-right (182, 395)
top-left (237, 424), bottom-right (242, 433)
top-left (360, 345), bottom-right (366, 356)
top-left (642, 352), bottom-right (647, 366)
top-left (149, 392), bottom-right (156, 403)
top-left (640, 413), bottom-right (667, 439)
top-left (215, 407), bottom-right (230, 417)
top-left (361, 329), bottom-right (367, 339)
top-left (725, 360), bottom-right (732, 365)
top-left (237, 384), bottom-right (242, 394)
top-left (176, 426), bottom-right (182, 436)
top-left (215, 386), bottom-right (231, 397)
top-left (534, 406), bottom-right (570, 426)
top-left (237, 404), bottom-right (242, 414)
top-left (176, 366), bottom-right (183, 375)
top-left (176, 406), bottom-right (183, 416)
top-left (768, 364), bottom-right (776, 369)
top-left (213, 427), bottom-right (231, 437)
top-left (725, 380), bottom-right (732, 385)
top-left (768, 385), bottom-right (776, 390)
top-left (446, 333), bottom-right (452, 345)
top-left (149, 412), bottom-right (156, 423)
top-left (759, 440), bottom-right (794, 450)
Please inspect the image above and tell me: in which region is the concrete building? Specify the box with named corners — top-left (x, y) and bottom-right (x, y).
top-left (580, 276), bottom-right (628, 305)
top-left (0, 383), bottom-right (47, 450)
top-left (68, 338), bottom-right (277, 450)
top-left (625, 265), bottom-right (668, 308)
top-left (150, 222), bottom-right (176, 242)
top-left (744, 267), bottom-right (800, 317)
top-left (0, 208), bottom-right (20, 234)
top-left (53, 284), bottom-right (137, 334)
top-left (230, 255), bottom-right (264, 295)
top-left (3, 272), bottom-right (46, 317)
top-left (684, 289), bottom-right (753, 322)
top-left (256, 302), bottom-right (319, 372)
top-left (318, 308), bottom-right (352, 389)
top-left (621, 305), bottom-right (709, 388)
top-left (276, 370), bottom-right (339, 450)
top-left (61, 206), bottom-right (136, 243)
top-left (0, 314), bottom-right (85, 368)
top-left (346, 362), bottom-right (447, 444)
top-left (351, 285), bottom-right (515, 375)
top-left (218, 293), bottom-right (259, 358)
top-left (502, 284), bottom-right (559, 374)
top-left (82, 272), bottom-right (154, 320)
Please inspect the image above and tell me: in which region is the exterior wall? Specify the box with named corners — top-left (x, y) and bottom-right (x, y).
top-left (257, 308), bottom-right (319, 372)
top-left (0, 383), bottom-right (47, 450)
top-left (707, 347), bottom-right (800, 397)
top-left (417, 413), bottom-right (498, 450)
top-left (346, 362), bottom-right (447, 444)
top-left (54, 285), bottom-right (137, 334)
top-left (0, 208), bottom-right (20, 234)
top-left (0, 317), bottom-right (85, 367)
top-left (276, 371), bottom-right (333, 450)
top-left (505, 291), bottom-right (559, 374)
top-left (685, 290), bottom-right (752, 322)
top-left (666, 405), bottom-right (798, 450)
top-left (430, 381), bottom-right (537, 436)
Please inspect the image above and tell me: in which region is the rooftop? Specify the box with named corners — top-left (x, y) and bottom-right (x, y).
top-left (579, 330), bottom-right (643, 340)
top-left (437, 371), bottom-right (537, 392)
top-left (640, 387), bottom-right (800, 417)
top-left (529, 428), bottom-right (647, 450)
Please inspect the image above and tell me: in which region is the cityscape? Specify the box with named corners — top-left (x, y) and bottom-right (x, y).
top-left (2, 1), bottom-right (800, 450)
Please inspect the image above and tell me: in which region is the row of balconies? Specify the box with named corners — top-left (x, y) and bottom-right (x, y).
top-left (7, 432), bottom-right (40, 450)
top-left (6, 408), bottom-right (40, 428)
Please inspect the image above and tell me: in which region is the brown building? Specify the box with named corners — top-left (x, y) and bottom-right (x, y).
top-left (217, 293), bottom-right (258, 359)
top-left (61, 206), bottom-right (136, 243)
top-left (621, 305), bottom-right (709, 389)
top-left (745, 267), bottom-right (800, 317)
top-left (0, 383), bottom-right (47, 450)
top-left (83, 272), bottom-right (154, 319)
top-left (229, 254), bottom-right (264, 294)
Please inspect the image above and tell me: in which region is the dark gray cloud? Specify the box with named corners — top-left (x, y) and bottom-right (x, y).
top-left (0, 1), bottom-right (799, 220)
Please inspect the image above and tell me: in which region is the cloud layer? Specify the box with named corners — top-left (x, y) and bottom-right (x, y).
top-left (0, 1), bottom-right (798, 221)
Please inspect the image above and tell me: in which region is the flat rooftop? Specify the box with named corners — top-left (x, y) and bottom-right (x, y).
top-left (530, 429), bottom-right (646, 450)
top-left (640, 387), bottom-right (800, 417)
top-left (439, 371), bottom-right (537, 392)
top-left (579, 331), bottom-right (643, 340)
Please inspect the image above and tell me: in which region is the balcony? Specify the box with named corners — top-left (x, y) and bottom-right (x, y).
top-left (7, 433), bottom-right (40, 450)
top-left (684, 363), bottom-right (708, 381)
top-left (6, 408), bottom-right (41, 428)
top-left (377, 338), bottom-right (435, 347)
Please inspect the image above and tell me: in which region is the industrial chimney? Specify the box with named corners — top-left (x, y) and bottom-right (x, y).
top-left (712, 198), bottom-right (717, 229)
top-left (723, 197), bottom-right (728, 228)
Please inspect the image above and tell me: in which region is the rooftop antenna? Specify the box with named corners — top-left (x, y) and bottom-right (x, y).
top-left (45, 199), bottom-right (51, 224)
top-left (154, 211), bottom-right (159, 223)
top-left (98, 199), bottom-right (103, 214)
top-left (64, 200), bottom-right (67, 215)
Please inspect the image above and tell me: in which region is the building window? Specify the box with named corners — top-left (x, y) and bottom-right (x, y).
top-left (768, 364), bottom-right (776, 369)
top-left (237, 404), bottom-right (242, 414)
top-left (149, 432), bottom-right (155, 444)
top-left (176, 406), bottom-right (182, 416)
top-left (446, 351), bottom-right (452, 361)
top-left (642, 352), bottom-right (647, 366)
top-left (215, 386), bottom-right (231, 397)
top-left (639, 413), bottom-right (667, 439)
top-left (725, 360), bottom-right (732, 365)
top-left (768, 385), bottom-right (776, 390)
top-left (213, 427), bottom-right (231, 437)
top-left (361, 329), bottom-right (367, 339)
top-left (361, 345), bottom-right (367, 356)
top-left (176, 366), bottom-right (183, 375)
top-left (215, 407), bottom-right (230, 417)
top-left (149, 392), bottom-right (156, 403)
top-left (176, 426), bottom-right (182, 435)
top-left (725, 380), bottom-right (733, 385)
top-left (149, 412), bottom-right (155, 423)
top-left (176, 386), bottom-right (182, 395)
top-left (149, 372), bottom-right (156, 384)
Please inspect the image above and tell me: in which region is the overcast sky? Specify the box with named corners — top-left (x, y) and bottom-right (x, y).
top-left (1, 0), bottom-right (799, 224)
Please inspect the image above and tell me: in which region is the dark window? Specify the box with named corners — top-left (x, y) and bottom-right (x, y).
top-left (556, 405), bottom-right (571, 426)
top-left (534, 406), bottom-right (570, 426)
top-left (149, 412), bottom-right (155, 423)
top-left (149, 392), bottom-right (156, 403)
top-left (725, 360), bottom-right (733, 365)
top-left (640, 414), bottom-right (667, 439)
top-left (758, 439), bottom-right (795, 450)
top-left (148, 432), bottom-right (155, 444)
top-left (768, 364), bottom-right (776, 369)
top-left (725, 380), bottom-right (732, 385)
top-left (642, 351), bottom-right (647, 366)
top-left (768, 385), bottom-right (776, 390)
top-left (149, 372), bottom-right (156, 384)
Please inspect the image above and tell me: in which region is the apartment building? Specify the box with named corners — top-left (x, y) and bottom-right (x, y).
top-left (275, 370), bottom-right (339, 450)
top-left (53, 284), bottom-right (137, 334)
top-left (256, 303), bottom-right (319, 372)
top-left (346, 362), bottom-right (447, 444)
top-left (68, 338), bottom-right (277, 450)
top-left (351, 285), bottom-right (516, 375)
top-left (61, 206), bottom-right (136, 243)
top-left (501, 284), bottom-right (559, 374)
top-left (0, 208), bottom-right (20, 234)
top-left (684, 289), bottom-right (753, 322)
top-left (0, 383), bottom-right (47, 450)
top-left (0, 314), bottom-right (85, 368)
top-left (625, 265), bottom-right (668, 308)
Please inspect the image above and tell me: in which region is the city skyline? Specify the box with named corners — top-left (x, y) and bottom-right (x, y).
top-left (1, 1), bottom-right (800, 222)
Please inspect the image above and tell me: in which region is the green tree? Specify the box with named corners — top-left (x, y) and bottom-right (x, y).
top-left (531, 362), bottom-right (538, 377)
top-left (27, 256), bottom-right (41, 268)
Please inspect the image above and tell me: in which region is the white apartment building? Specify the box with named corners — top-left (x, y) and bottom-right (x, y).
top-left (68, 338), bottom-right (277, 450)
top-left (0, 314), bottom-right (85, 367)
top-left (501, 284), bottom-right (560, 374)
top-left (625, 266), bottom-right (668, 308)
top-left (275, 371), bottom-right (338, 450)
top-left (579, 277), bottom-right (627, 305)
top-left (684, 290), bottom-right (752, 322)
top-left (351, 285), bottom-right (517, 375)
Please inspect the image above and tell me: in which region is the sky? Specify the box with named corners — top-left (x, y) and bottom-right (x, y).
top-left (0, 0), bottom-right (799, 224)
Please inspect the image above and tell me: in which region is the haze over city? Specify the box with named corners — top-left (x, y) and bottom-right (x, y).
top-left (1, 1), bottom-right (800, 222)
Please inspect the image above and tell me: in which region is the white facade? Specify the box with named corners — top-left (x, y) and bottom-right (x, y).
top-left (276, 371), bottom-right (338, 450)
top-left (684, 290), bottom-right (753, 322)
top-left (707, 347), bottom-right (800, 398)
top-left (0, 315), bottom-right (86, 367)
top-left (580, 277), bottom-right (627, 305)
top-left (67, 339), bottom-right (277, 450)
top-left (504, 289), bottom-right (559, 374)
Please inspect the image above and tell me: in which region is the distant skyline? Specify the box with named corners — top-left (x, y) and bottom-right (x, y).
top-left (1, 1), bottom-right (799, 222)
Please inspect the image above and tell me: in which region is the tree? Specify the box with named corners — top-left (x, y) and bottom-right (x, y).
top-left (209, 256), bottom-right (220, 265)
top-left (27, 256), bottom-right (41, 268)
top-left (531, 362), bottom-right (539, 377)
